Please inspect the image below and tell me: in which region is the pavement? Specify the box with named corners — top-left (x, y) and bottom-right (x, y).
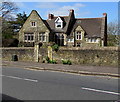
top-left (2, 60), bottom-right (120, 78)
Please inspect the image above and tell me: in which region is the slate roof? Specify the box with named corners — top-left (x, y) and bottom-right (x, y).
top-left (46, 16), bottom-right (69, 33)
top-left (25, 10), bottom-right (106, 38)
top-left (45, 12), bottom-right (105, 38)
top-left (70, 18), bottom-right (104, 38)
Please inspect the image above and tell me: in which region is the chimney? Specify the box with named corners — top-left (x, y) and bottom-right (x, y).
top-left (103, 13), bottom-right (107, 17)
top-left (48, 14), bottom-right (54, 20)
top-left (69, 9), bottom-right (75, 19)
top-left (70, 9), bottom-right (74, 13)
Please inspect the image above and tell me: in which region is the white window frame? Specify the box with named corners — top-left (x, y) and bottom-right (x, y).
top-left (68, 38), bottom-right (74, 42)
top-left (31, 21), bottom-right (36, 27)
top-left (87, 38), bottom-right (98, 43)
top-left (76, 31), bottom-right (82, 40)
top-left (55, 17), bottom-right (63, 28)
top-left (24, 33), bottom-right (34, 42)
top-left (39, 32), bottom-right (46, 42)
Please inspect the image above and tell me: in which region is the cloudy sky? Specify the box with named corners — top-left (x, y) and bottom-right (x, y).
top-left (14, 2), bottom-right (118, 23)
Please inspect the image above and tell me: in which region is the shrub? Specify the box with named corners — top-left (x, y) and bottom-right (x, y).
top-left (62, 59), bottom-right (72, 65)
top-left (50, 60), bottom-right (57, 64)
top-left (67, 60), bottom-right (72, 65)
top-left (45, 56), bottom-right (57, 64)
top-left (51, 44), bottom-right (59, 52)
top-left (46, 56), bottom-right (50, 63)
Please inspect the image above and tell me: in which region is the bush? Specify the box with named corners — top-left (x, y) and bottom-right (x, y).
top-left (46, 56), bottom-right (50, 62)
top-left (45, 56), bottom-right (57, 64)
top-left (49, 60), bottom-right (57, 64)
top-left (67, 60), bottom-right (72, 65)
top-left (2, 38), bottom-right (19, 47)
top-left (62, 59), bottom-right (72, 65)
top-left (51, 44), bottom-right (59, 52)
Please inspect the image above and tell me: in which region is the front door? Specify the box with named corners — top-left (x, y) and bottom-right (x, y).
top-left (55, 33), bottom-right (64, 46)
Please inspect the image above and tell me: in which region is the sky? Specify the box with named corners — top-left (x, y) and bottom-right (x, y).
top-left (14, 2), bottom-right (118, 23)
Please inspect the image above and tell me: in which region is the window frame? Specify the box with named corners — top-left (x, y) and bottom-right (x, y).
top-left (24, 33), bottom-right (34, 42)
top-left (76, 31), bottom-right (82, 40)
top-left (31, 21), bottom-right (36, 27)
top-left (86, 38), bottom-right (98, 43)
top-left (76, 42), bottom-right (81, 47)
top-left (39, 32), bottom-right (46, 42)
top-left (55, 17), bottom-right (63, 29)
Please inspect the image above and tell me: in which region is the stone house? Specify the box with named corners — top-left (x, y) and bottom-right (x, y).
top-left (19, 9), bottom-right (107, 47)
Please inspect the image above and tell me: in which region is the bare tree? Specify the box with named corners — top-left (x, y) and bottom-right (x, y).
top-left (0, 1), bottom-right (19, 20)
top-left (107, 20), bottom-right (120, 46)
top-left (107, 20), bottom-right (118, 35)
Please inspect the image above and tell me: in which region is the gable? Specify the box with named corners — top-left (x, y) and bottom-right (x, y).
top-left (70, 18), bottom-right (102, 38)
top-left (46, 16), bottom-right (71, 33)
top-left (19, 10), bottom-right (50, 33)
top-left (75, 26), bottom-right (84, 32)
top-left (55, 17), bottom-right (63, 22)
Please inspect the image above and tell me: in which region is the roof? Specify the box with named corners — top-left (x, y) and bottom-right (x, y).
top-left (46, 16), bottom-right (69, 33)
top-left (70, 18), bottom-right (103, 38)
top-left (23, 10), bottom-right (106, 38)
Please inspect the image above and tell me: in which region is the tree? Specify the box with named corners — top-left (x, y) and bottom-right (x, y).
top-left (107, 20), bottom-right (120, 46)
top-left (2, 19), bottom-right (14, 39)
top-left (0, 1), bottom-right (19, 20)
top-left (8, 12), bottom-right (28, 36)
top-left (16, 12), bottom-right (27, 26)
top-left (1, 1), bottom-right (19, 47)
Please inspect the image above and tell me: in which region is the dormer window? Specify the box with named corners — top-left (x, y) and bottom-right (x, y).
top-left (55, 17), bottom-right (63, 28)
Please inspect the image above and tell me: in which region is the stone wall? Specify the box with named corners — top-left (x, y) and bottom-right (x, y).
top-left (53, 47), bottom-right (119, 67)
top-left (1, 47), bottom-right (34, 61)
top-left (1, 47), bottom-right (119, 67)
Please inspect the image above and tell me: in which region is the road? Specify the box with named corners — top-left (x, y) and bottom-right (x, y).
top-left (2, 66), bottom-right (120, 101)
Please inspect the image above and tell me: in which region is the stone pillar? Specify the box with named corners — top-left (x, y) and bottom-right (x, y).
top-left (34, 43), bottom-right (39, 62)
top-left (101, 40), bottom-right (104, 47)
top-left (64, 34), bottom-right (67, 46)
top-left (48, 46), bottom-right (53, 60)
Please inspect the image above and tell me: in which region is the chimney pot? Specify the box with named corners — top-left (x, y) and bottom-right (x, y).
top-left (48, 14), bottom-right (54, 20)
top-left (70, 9), bottom-right (74, 13)
top-left (103, 13), bottom-right (107, 17)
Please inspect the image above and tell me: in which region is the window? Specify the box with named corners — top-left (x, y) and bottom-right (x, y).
top-left (31, 22), bottom-right (36, 27)
top-left (76, 31), bottom-right (82, 40)
top-left (55, 17), bottom-right (63, 28)
top-left (87, 38), bottom-right (98, 43)
top-left (68, 38), bottom-right (74, 42)
top-left (24, 33), bottom-right (34, 42)
top-left (39, 32), bottom-right (46, 42)
top-left (56, 22), bottom-right (61, 27)
top-left (77, 43), bottom-right (81, 47)
top-left (94, 38), bottom-right (97, 42)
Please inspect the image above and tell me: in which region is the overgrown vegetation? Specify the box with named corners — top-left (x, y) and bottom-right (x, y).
top-left (62, 59), bottom-right (72, 65)
top-left (45, 56), bottom-right (57, 64)
top-left (51, 43), bottom-right (59, 52)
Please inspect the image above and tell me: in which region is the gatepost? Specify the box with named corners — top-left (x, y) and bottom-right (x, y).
top-left (34, 42), bottom-right (42, 62)
top-left (48, 46), bottom-right (53, 61)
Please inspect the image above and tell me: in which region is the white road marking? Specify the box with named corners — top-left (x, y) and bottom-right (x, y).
top-left (6, 75), bottom-right (22, 80)
top-left (82, 87), bottom-right (120, 95)
top-left (2, 75), bottom-right (38, 83)
top-left (24, 78), bottom-right (38, 82)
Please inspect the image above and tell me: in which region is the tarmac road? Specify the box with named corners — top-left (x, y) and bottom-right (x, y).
top-left (2, 66), bottom-right (120, 101)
